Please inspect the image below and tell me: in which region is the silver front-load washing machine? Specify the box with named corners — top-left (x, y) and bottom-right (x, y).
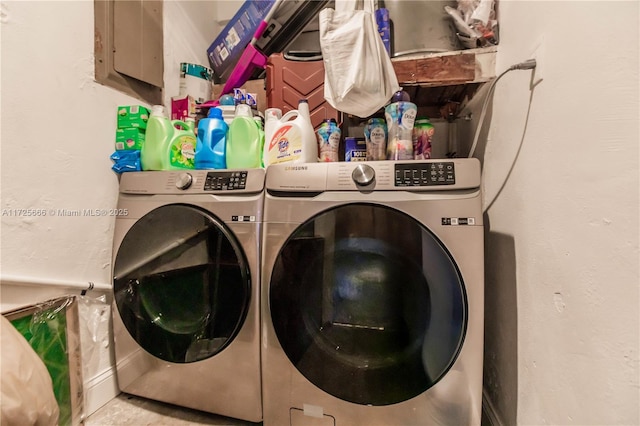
top-left (261, 160), bottom-right (484, 425)
top-left (111, 169), bottom-right (264, 422)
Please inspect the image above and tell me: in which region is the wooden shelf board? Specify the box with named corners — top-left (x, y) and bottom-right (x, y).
top-left (392, 46), bottom-right (497, 86)
top-left (391, 46), bottom-right (497, 118)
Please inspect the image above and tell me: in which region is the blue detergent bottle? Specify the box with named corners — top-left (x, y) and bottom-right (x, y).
top-left (195, 107), bottom-right (228, 169)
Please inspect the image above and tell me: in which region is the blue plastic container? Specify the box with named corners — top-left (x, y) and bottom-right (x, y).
top-left (195, 107), bottom-right (228, 169)
top-left (375, 8), bottom-right (391, 56)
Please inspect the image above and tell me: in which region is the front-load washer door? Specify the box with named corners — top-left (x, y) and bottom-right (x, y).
top-left (113, 204), bottom-right (250, 364)
top-left (269, 203), bottom-right (467, 406)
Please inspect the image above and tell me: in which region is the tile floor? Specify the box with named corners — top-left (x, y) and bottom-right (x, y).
top-left (85, 393), bottom-right (260, 426)
top-left (86, 392), bottom-right (492, 425)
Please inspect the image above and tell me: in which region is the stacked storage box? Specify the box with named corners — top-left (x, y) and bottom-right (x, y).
top-left (116, 105), bottom-right (149, 150)
top-left (112, 105), bottom-right (150, 173)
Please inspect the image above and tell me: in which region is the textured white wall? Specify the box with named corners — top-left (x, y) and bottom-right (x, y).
top-left (2, 0), bottom-right (638, 423)
top-left (474, 1), bottom-right (639, 424)
top-left (0, 0), bottom-right (218, 414)
top-left (1, 0), bottom-right (120, 291)
top-left (0, 0), bottom-right (216, 302)
top-left (162, 0), bottom-right (220, 107)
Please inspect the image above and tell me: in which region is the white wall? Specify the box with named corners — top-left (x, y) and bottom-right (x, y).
top-left (472, 1), bottom-right (639, 424)
top-left (2, 0), bottom-right (638, 423)
top-left (163, 0), bottom-right (222, 107)
top-left (0, 0), bottom-right (218, 416)
top-left (0, 0), bottom-right (217, 287)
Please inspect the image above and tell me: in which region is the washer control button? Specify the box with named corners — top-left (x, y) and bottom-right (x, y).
top-left (352, 164), bottom-right (375, 186)
top-left (175, 173), bottom-right (193, 190)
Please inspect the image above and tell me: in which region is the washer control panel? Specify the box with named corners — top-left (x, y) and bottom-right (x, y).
top-left (204, 171), bottom-right (248, 191)
top-left (395, 162), bottom-right (455, 186)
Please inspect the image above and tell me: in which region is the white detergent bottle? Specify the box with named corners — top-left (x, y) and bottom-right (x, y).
top-left (263, 108), bottom-right (281, 167)
top-left (264, 108), bottom-right (281, 145)
top-left (264, 99), bottom-right (317, 166)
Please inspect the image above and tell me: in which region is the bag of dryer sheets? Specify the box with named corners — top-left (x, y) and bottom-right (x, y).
top-left (319, 0), bottom-right (400, 118)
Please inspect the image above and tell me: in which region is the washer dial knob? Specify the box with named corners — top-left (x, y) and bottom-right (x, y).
top-left (176, 173), bottom-right (193, 190)
top-left (352, 164), bottom-right (375, 186)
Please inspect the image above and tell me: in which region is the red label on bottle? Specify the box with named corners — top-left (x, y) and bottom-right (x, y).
top-left (269, 125), bottom-right (292, 151)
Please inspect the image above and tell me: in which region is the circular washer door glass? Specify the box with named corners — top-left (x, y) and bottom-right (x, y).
top-left (114, 204), bottom-right (250, 363)
top-left (270, 203), bottom-right (467, 405)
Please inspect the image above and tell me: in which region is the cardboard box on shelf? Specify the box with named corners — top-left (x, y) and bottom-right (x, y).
top-left (171, 95), bottom-right (197, 121)
top-left (117, 105), bottom-right (150, 129)
top-left (115, 127), bottom-right (146, 151)
top-left (212, 79), bottom-right (267, 113)
top-left (206, 0), bottom-right (275, 83)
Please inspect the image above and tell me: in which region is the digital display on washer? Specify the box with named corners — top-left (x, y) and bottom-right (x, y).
top-left (204, 171), bottom-right (248, 190)
top-left (395, 162), bottom-right (455, 186)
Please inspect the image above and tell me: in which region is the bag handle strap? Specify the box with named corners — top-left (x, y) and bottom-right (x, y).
top-left (334, 0), bottom-right (375, 13)
top-left (334, 0), bottom-right (356, 13)
top-left (364, 0), bottom-right (375, 13)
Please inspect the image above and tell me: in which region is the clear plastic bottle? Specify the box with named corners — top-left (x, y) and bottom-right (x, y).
top-left (141, 105), bottom-right (173, 170)
top-left (317, 119), bottom-right (341, 162)
top-left (412, 118), bottom-right (434, 160)
top-left (195, 107), bottom-right (228, 169)
top-left (385, 90), bottom-right (417, 160)
top-left (226, 104), bottom-right (262, 169)
top-left (364, 118), bottom-right (387, 161)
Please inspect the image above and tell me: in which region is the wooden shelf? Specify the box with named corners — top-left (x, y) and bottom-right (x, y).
top-left (391, 46), bottom-right (497, 119)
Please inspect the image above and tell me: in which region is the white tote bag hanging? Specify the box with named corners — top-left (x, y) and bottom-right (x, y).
top-left (319, 0), bottom-right (400, 118)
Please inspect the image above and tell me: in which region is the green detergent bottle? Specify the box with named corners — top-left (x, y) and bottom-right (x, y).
top-left (226, 104), bottom-right (262, 169)
top-left (254, 116), bottom-right (265, 167)
top-left (168, 120), bottom-right (196, 169)
top-left (141, 105), bottom-right (173, 170)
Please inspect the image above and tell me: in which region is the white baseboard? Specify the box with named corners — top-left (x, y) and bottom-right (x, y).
top-left (83, 366), bottom-right (120, 418)
top-left (482, 388), bottom-right (503, 426)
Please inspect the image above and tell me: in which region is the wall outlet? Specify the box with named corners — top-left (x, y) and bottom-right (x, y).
top-left (529, 36), bottom-right (545, 86)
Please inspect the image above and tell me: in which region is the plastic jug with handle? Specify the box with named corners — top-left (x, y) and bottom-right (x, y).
top-left (168, 120), bottom-right (196, 169)
top-left (226, 104), bottom-right (262, 169)
top-left (263, 108), bottom-right (282, 167)
top-left (195, 107), bottom-right (228, 169)
top-left (141, 105), bottom-right (173, 170)
top-left (264, 108), bottom-right (282, 143)
top-left (263, 99), bottom-right (317, 166)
